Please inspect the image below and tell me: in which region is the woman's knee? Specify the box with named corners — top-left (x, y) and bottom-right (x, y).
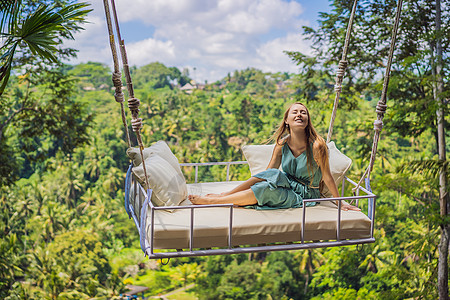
top-left (250, 176), bottom-right (265, 184)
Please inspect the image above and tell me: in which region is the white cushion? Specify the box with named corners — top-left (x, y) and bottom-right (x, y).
top-left (145, 181), bottom-right (371, 249)
top-left (242, 144), bottom-right (281, 176)
top-left (127, 141), bottom-right (181, 175)
top-left (132, 154), bottom-right (187, 207)
top-left (321, 142), bottom-right (352, 197)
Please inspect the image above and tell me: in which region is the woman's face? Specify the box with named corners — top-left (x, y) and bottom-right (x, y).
top-left (285, 103), bottom-right (309, 130)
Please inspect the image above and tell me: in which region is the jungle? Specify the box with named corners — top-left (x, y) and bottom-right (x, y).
top-left (0, 0), bottom-right (449, 299)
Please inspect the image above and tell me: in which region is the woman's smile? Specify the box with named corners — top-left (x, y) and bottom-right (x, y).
top-left (287, 103), bottom-right (309, 128)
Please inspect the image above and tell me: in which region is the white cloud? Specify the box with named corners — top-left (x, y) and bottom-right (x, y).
top-left (253, 32), bottom-right (312, 73)
top-left (65, 0), bottom-right (314, 82)
top-left (126, 38), bottom-right (176, 64)
top-left (63, 14), bottom-right (110, 64)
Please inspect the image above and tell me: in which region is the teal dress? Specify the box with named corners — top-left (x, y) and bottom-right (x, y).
top-left (250, 143), bottom-right (322, 210)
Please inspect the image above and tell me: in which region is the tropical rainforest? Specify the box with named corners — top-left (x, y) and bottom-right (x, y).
top-left (0, 0), bottom-right (449, 299)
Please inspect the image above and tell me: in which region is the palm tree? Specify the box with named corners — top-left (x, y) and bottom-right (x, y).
top-left (170, 262), bottom-right (200, 289)
top-left (58, 161), bottom-right (86, 208)
top-left (0, 0), bottom-right (92, 95)
top-left (38, 202), bottom-right (67, 242)
top-left (0, 233), bottom-right (23, 297)
top-left (359, 229), bottom-right (398, 274)
top-left (101, 166), bottom-right (123, 197)
top-left (359, 244), bottom-right (397, 273)
top-left (294, 248), bottom-right (325, 294)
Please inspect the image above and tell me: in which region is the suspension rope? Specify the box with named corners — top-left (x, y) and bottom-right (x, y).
top-left (110, 0), bottom-right (143, 135)
top-left (102, 0), bottom-right (131, 148)
top-left (103, 0), bottom-right (150, 190)
top-left (327, 0), bottom-right (359, 143)
top-left (353, 0), bottom-right (403, 193)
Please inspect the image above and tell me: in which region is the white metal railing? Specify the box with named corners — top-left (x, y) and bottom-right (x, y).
top-left (180, 161), bottom-right (248, 183)
top-left (125, 161), bottom-right (376, 259)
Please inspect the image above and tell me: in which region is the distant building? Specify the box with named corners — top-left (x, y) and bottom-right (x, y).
top-left (180, 83), bottom-right (195, 94)
top-left (180, 81), bottom-right (206, 94)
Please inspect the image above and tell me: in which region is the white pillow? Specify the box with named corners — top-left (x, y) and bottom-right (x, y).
top-left (241, 144), bottom-right (282, 176)
top-left (127, 141), bottom-right (182, 175)
top-left (132, 154), bottom-right (187, 207)
top-left (321, 142), bottom-right (352, 198)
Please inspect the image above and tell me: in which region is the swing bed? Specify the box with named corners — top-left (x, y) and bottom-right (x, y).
top-left (102, 0), bottom-right (403, 259)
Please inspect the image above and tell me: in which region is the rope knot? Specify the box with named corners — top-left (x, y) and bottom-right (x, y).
top-left (131, 118), bottom-right (143, 132)
top-left (111, 72), bottom-right (124, 103)
top-left (128, 97), bottom-right (140, 111)
top-left (338, 60), bottom-right (348, 69)
top-left (336, 60), bottom-right (348, 80)
top-left (374, 119), bottom-right (383, 132)
top-left (114, 91), bottom-right (124, 103)
top-left (334, 84), bottom-right (342, 93)
top-left (112, 72), bottom-right (122, 87)
top-left (376, 102), bottom-right (387, 114)
top-left (336, 69), bottom-right (345, 79)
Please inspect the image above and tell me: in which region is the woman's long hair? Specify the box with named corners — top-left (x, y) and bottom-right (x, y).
top-left (270, 102), bottom-right (329, 176)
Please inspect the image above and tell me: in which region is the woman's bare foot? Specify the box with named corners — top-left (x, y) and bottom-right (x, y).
top-left (188, 194), bottom-right (212, 205)
top-left (205, 192), bottom-right (226, 197)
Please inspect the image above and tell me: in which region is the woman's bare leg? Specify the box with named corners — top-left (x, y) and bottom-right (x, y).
top-left (206, 176), bottom-right (264, 197)
top-left (189, 189), bottom-right (258, 206)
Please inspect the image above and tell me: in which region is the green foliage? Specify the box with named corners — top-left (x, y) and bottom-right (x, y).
top-left (2, 55), bottom-right (447, 298)
top-left (68, 62), bottom-right (113, 90)
top-left (1, 1), bottom-right (449, 296)
top-left (0, 0), bottom-right (94, 185)
top-left (17, 68), bottom-right (94, 168)
top-left (0, 0), bottom-right (92, 95)
top-left (0, 233), bottom-right (23, 299)
top-left (49, 230), bottom-right (110, 285)
top-left (132, 62), bottom-right (190, 90)
top-left (310, 287), bottom-right (379, 300)
top-left (263, 251), bottom-right (304, 299)
top-left (216, 260), bottom-right (262, 300)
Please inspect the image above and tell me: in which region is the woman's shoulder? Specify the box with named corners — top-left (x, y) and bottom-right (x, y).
top-left (273, 137), bottom-right (288, 156)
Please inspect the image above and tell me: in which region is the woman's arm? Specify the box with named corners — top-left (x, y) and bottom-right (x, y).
top-left (320, 159), bottom-right (361, 211)
top-left (321, 165), bottom-right (339, 197)
top-left (266, 143), bottom-right (283, 170)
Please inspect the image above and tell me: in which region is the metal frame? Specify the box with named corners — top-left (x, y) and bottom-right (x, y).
top-left (124, 161), bottom-right (376, 259)
top-left (179, 161), bottom-right (248, 183)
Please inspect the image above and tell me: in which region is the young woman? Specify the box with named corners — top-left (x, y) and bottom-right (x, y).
top-left (189, 102), bottom-right (360, 211)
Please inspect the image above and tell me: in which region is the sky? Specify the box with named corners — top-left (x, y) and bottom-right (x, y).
top-left (64, 0), bottom-right (332, 83)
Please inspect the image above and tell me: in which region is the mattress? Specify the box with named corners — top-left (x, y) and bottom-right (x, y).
top-left (132, 181), bottom-right (372, 249)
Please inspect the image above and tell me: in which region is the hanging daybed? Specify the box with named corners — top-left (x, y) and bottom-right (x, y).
top-left (124, 141), bottom-right (375, 259)
top-left (102, 0), bottom-right (402, 259)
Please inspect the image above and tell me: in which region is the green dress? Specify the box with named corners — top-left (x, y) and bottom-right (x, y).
top-left (250, 143), bottom-right (322, 210)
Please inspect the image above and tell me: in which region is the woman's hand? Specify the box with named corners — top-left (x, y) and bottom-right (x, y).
top-left (340, 202), bottom-right (361, 211)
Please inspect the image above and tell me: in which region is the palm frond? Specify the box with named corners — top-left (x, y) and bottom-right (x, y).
top-left (399, 159), bottom-right (449, 179)
top-left (0, 0), bottom-right (21, 34)
top-left (0, 42), bottom-right (15, 93)
top-left (0, 2), bottom-right (91, 96)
